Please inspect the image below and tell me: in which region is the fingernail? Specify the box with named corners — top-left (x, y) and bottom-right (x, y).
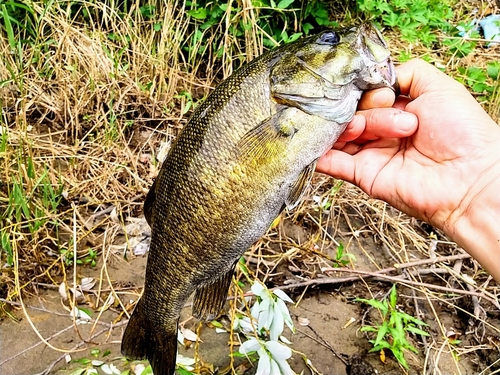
top-left (395, 112), bottom-right (417, 131)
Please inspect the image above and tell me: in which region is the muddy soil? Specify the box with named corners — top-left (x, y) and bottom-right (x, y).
top-left (1, 215), bottom-right (498, 375)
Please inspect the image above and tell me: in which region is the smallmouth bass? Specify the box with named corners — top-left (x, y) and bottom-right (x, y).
top-left (121, 24), bottom-right (397, 375)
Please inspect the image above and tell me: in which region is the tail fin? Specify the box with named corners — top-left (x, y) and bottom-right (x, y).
top-left (121, 299), bottom-right (179, 375)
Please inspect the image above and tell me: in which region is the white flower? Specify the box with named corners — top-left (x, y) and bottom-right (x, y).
top-left (265, 341), bottom-right (292, 360)
top-left (239, 338), bottom-right (262, 354)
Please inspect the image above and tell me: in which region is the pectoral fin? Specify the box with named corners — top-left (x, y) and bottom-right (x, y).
top-left (237, 109), bottom-right (297, 162)
top-left (192, 261), bottom-right (237, 321)
top-left (286, 160), bottom-right (317, 209)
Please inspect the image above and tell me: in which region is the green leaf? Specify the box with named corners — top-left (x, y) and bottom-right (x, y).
top-left (406, 325), bottom-right (430, 336)
top-left (392, 348), bottom-right (409, 369)
top-left (286, 32), bottom-right (302, 43)
top-left (187, 9), bottom-right (207, 20)
top-left (210, 320), bottom-right (223, 328)
top-left (1, 5), bottom-right (16, 51)
top-left (231, 351), bottom-right (249, 358)
top-left (355, 298), bottom-right (388, 315)
top-left (72, 358), bottom-right (91, 364)
top-left (78, 307), bottom-right (93, 317)
top-left (370, 340), bottom-right (391, 350)
top-left (487, 63), bottom-right (500, 80)
top-left (373, 322), bottom-right (388, 347)
top-left (302, 23), bottom-right (313, 34)
top-left (276, 0), bottom-right (294, 9)
top-left (389, 285), bottom-right (397, 309)
top-left (472, 83), bottom-right (489, 93)
top-left (399, 312), bottom-right (428, 326)
top-left (176, 368), bottom-right (196, 375)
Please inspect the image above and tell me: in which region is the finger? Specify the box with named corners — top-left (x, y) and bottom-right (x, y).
top-left (358, 87), bottom-right (396, 110)
top-left (336, 114), bottom-right (366, 143)
top-left (317, 138), bottom-right (402, 184)
top-left (395, 59), bottom-right (465, 98)
top-left (316, 149), bottom-right (356, 182)
top-left (355, 108), bottom-right (418, 141)
top-left (393, 96), bottom-right (411, 110)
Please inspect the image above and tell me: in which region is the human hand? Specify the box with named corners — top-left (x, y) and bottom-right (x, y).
top-left (317, 59), bottom-right (500, 281)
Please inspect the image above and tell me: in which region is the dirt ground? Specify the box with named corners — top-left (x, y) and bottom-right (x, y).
top-left (1, 211), bottom-right (498, 375)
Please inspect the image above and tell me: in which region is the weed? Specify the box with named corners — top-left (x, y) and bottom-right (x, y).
top-left (1, 150), bottom-right (64, 267)
top-left (180, 0), bottom-right (339, 77)
top-left (60, 247), bottom-right (98, 267)
top-left (357, 0), bottom-right (454, 47)
top-left (334, 243), bottom-right (356, 267)
top-left (356, 285), bottom-right (429, 369)
top-left (174, 91), bottom-right (197, 115)
top-left (442, 21), bottom-right (480, 58)
top-left (458, 61), bottom-right (500, 104)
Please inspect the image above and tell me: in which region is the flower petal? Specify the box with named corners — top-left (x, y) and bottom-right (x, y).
top-left (265, 341), bottom-right (292, 360)
top-left (273, 289), bottom-right (293, 303)
top-left (256, 348), bottom-right (271, 375)
top-left (251, 282), bottom-right (265, 297)
top-left (240, 338), bottom-right (261, 354)
top-left (276, 357), bottom-right (295, 375)
top-left (270, 358), bottom-right (281, 375)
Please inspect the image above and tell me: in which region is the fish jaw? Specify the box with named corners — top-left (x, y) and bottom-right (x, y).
top-left (270, 23), bottom-right (397, 124)
top-left (352, 24), bottom-right (397, 90)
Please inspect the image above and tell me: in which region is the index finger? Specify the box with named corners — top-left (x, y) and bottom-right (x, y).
top-left (395, 59), bottom-right (466, 98)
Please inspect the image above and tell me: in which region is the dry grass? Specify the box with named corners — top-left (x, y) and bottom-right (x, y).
top-left (0, 0), bottom-right (499, 374)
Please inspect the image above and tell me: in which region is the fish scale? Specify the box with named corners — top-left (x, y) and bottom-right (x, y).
top-left (121, 24), bottom-right (397, 375)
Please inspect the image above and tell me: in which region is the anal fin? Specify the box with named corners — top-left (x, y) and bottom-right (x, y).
top-left (192, 261), bottom-right (237, 321)
top-left (286, 160), bottom-right (316, 209)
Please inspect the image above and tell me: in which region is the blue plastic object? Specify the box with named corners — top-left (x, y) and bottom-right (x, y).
top-left (479, 14), bottom-right (500, 47)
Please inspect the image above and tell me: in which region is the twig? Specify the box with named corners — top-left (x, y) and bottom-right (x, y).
top-left (34, 327), bottom-right (110, 375)
top-left (30, 282), bottom-right (144, 293)
top-left (0, 325), bottom-right (74, 366)
top-left (410, 282), bottom-right (433, 372)
top-left (0, 298), bottom-right (68, 317)
top-left (305, 325), bottom-right (348, 365)
top-left (279, 269), bottom-right (499, 308)
top-left (322, 253), bottom-right (472, 274)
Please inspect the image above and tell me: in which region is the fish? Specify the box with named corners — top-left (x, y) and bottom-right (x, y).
top-left (121, 23), bottom-right (397, 375)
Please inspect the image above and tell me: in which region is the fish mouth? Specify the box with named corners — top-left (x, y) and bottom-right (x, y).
top-left (373, 59), bottom-right (400, 95)
top-left (353, 26), bottom-right (398, 92)
top-left (373, 59), bottom-right (399, 93)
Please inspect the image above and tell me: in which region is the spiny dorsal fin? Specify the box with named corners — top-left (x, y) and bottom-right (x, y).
top-left (286, 160), bottom-right (317, 210)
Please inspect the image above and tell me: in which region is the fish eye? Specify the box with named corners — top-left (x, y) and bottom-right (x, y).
top-left (318, 31), bottom-right (340, 45)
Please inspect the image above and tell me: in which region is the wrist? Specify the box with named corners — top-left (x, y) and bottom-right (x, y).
top-left (443, 156), bottom-right (500, 282)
